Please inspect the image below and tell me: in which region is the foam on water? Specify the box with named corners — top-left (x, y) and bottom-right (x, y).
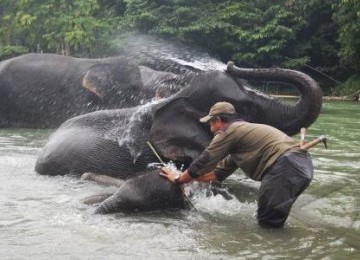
top-left (161, 162), bottom-right (257, 217)
top-left (191, 188), bottom-right (257, 217)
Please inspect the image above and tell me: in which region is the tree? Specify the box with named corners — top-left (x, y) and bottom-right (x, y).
top-left (1, 0), bottom-right (359, 94)
top-left (0, 0), bottom-right (29, 59)
top-left (0, 0), bottom-right (119, 57)
top-left (332, 0), bottom-right (360, 74)
top-left (123, 0), bottom-right (307, 67)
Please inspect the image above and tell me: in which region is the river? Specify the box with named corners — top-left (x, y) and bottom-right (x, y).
top-left (0, 101), bottom-right (359, 259)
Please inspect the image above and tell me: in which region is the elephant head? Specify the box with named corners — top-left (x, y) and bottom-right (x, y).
top-left (81, 58), bottom-right (145, 106)
top-left (138, 66), bottom-right (180, 97)
top-left (81, 59), bottom-right (184, 107)
top-left (35, 61), bottom-right (322, 177)
top-left (149, 61), bottom-right (322, 163)
top-left (1, 53), bottom-right (183, 128)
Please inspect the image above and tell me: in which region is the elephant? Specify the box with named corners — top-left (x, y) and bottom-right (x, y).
top-left (35, 61), bottom-right (323, 180)
top-left (90, 170), bottom-right (187, 214)
top-left (35, 61), bottom-right (322, 213)
top-left (0, 53), bottom-right (180, 128)
top-left (80, 171), bottom-right (231, 214)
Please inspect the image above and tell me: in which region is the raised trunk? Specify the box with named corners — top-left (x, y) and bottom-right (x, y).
top-left (226, 61), bottom-right (323, 135)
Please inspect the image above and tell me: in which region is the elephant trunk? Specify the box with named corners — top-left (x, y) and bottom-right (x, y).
top-left (95, 190), bottom-right (127, 214)
top-left (226, 61), bottom-right (323, 135)
top-left (95, 194), bottom-right (121, 214)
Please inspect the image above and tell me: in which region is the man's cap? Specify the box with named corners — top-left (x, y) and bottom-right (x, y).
top-left (199, 102), bottom-right (236, 123)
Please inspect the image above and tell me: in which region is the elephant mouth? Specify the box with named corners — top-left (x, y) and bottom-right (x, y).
top-left (82, 78), bottom-right (103, 99)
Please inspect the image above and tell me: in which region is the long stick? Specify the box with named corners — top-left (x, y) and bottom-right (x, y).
top-left (146, 141), bottom-right (197, 210)
top-left (146, 141), bottom-right (166, 165)
top-left (285, 57), bottom-right (342, 85)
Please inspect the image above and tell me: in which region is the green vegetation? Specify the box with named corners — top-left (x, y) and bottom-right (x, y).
top-left (0, 45), bottom-right (28, 60)
top-left (332, 75), bottom-right (360, 97)
top-left (0, 0), bottom-right (119, 57)
top-left (1, 0), bottom-right (359, 95)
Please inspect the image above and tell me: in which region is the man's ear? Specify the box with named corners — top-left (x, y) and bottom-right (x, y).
top-left (213, 117), bottom-right (222, 126)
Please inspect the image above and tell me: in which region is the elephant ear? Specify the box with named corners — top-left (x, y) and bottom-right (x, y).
top-left (82, 61), bottom-right (144, 100)
top-left (149, 97), bottom-right (212, 164)
top-left (82, 63), bottom-right (113, 98)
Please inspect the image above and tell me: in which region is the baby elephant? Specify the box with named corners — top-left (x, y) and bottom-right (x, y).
top-left (83, 170), bottom-right (187, 214)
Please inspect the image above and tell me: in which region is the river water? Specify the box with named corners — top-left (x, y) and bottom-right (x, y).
top-left (0, 102), bottom-right (359, 259)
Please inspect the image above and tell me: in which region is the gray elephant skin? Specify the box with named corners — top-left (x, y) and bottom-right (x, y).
top-left (94, 170), bottom-right (186, 214)
top-left (0, 53), bottom-right (178, 128)
top-left (35, 62), bottom-right (322, 212)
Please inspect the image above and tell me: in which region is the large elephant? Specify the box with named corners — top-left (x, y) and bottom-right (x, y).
top-left (0, 53), bottom-right (179, 128)
top-left (35, 61), bottom-right (323, 179)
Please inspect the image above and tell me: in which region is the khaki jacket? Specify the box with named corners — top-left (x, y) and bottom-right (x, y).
top-left (188, 121), bottom-right (300, 181)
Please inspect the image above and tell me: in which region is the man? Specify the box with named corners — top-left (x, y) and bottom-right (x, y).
top-left (160, 101), bottom-right (313, 228)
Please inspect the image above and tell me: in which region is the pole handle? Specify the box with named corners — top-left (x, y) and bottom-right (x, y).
top-left (300, 127), bottom-right (306, 147)
top-left (301, 135), bottom-right (327, 150)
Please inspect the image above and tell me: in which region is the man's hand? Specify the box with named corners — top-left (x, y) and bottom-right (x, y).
top-left (160, 168), bottom-right (216, 184)
top-left (159, 167), bottom-right (179, 184)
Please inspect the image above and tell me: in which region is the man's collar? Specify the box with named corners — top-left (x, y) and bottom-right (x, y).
top-left (220, 119), bottom-right (244, 132)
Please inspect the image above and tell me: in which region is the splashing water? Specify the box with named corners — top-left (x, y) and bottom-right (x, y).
top-left (159, 161), bottom-right (250, 216)
top-left (116, 34), bottom-right (227, 73)
top-left (101, 35), bottom-right (231, 162)
top-left (101, 102), bottom-right (155, 162)
top-left (94, 34), bottom-right (230, 163)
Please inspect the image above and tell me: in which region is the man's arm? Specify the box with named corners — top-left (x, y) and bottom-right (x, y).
top-left (160, 153), bottom-right (238, 185)
top-left (160, 168), bottom-right (218, 184)
top-left (194, 172), bottom-right (218, 182)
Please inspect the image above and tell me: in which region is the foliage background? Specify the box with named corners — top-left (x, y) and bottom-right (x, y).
top-left (1, 0), bottom-right (359, 95)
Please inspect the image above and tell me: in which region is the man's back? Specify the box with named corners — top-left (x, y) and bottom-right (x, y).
top-left (212, 121), bottom-right (299, 180)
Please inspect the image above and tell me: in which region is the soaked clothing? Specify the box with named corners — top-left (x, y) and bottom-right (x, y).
top-left (188, 120), bottom-right (300, 180)
top-left (258, 149), bottom-right (313, 227)
top-left (187, 120), bottom-right (313, 228)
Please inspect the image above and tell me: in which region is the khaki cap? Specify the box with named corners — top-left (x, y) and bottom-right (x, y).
top-left (200, 102), bottom-right (236, 123)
